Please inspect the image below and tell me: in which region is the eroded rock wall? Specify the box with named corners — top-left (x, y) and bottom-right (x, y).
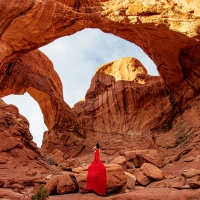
top-left (73, 57), bottom-right (174, 154)
top-left (0, 99), bottom-right (60, 188)
top-left (0, 0), bottom-right (200, 109)
top-left (0, 49), bottom-right (85, 156)
top-left (73, 57), bottom-right (200, 161)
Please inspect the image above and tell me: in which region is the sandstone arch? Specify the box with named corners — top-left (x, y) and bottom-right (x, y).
top-left (0, 0), bottom-right (200, 109)
top-left (2, 2), bottom-right (200, 196)
top-left (0, 49), bottom-right (85, 156)
top-left (0, 0), bottom-right (200, 155)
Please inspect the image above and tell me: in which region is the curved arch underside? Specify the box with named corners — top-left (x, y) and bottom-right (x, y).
top-left (0, 0), bottom-right (200, 154)
top-left (0, 0), bottom-right (200, 106)
top-left (0, 50), bottom-right (85, 156)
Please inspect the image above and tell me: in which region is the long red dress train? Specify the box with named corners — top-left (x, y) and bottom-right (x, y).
top-left (86, 149), bottom-right (106, 195)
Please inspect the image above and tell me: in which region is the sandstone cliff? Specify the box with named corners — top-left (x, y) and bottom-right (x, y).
top-left (73, 57), bottom-right (173, 153)
top-left (72, 57), bottom-right (200, 163)
top-left (0, 49), bottom-right (85, 157)
top-left (0, 0), bottom-right (199, 156)
top-left (0, 0), bottom-right (200, 110)
top-left (0, 98), bottom-right (60, 189)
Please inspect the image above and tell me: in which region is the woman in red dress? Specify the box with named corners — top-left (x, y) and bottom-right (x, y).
top-left (86, 143), bottom-right (106, 195)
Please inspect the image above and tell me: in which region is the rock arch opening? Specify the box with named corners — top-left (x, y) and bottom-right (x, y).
top-left (0, 1), bottom-right (200, 195)
top-left (2, 93), bottom-right (46, 147)
top-left (0, 28), bottom-right (158, 150)
top-left (40, 28), bottom-right (158, 107)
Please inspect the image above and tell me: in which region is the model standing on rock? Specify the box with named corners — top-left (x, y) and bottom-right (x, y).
top-left (86, 143), bottom-right (107, 195)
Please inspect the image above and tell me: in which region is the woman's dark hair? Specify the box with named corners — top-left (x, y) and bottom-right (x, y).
top-left (96, 143), bottom-right (100, 149)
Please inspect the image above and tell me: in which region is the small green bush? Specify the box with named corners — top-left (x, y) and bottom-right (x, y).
top-left (31, 185), bottom-right (49, 200)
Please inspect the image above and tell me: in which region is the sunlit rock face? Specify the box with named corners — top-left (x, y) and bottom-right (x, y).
top-left (0, 0), bottom-right (200, 109)
top-left (73, 57), bottom-right (174, 153)
top-left (73, 56), bottom-right (200, 166)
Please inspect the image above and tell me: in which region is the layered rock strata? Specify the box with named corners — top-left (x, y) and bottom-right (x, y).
top-left (73, 57), bottom-right (200, 162)
top-left (0, 49), bottom-right (85, 156)
top-left (73, 57), bottom-right (173, 154)
top-left (0, 0), bottom-right (200, 109)
top-left (0, 2), bottom-right (199, 198)
top-left (0, 99), bottom-right (59, 189)
top-left (0, 0), bottom-right (199, 157)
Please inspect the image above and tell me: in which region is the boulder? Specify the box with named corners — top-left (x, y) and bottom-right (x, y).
top-left (45, 175), bottom-right (60, 194)
top-left (105, 164), bottom-right (127, 193)
top-left (133, 169), bottom-right (151, 186)
top-left (109, 156), bottom-right (127, 171)
top-left (52, 149), bottom-right (65, 165)
top-left (60, 158), bottom-right (81, 170)
top-left (148, 176), bottom-right (186, 190)
top-left (125, 172), bottom-right (136, 190)
top-left (189, 182), bottom-right (200, 189)
top-left (45, 172), bottom-right (79, 195)
top-left (125, 150), bottom-right (163, 168)
top-left (74, 171), bottom-right (88, 194)
top-left (181, 169), bottom-right (200, 178)
top-left (186, 175), bottom-right (200, 184)
top-left (74, 164), bottom-right (127, 194)
top-left (184, 157), bottom-right (195, 162)
top-left (140, 163), bottom-right (163, 180)
top-left (57, 173), bottom-right (78, 194)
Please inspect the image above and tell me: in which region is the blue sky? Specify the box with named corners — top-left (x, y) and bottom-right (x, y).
top-left (3, 28), bottom-right (158, 147)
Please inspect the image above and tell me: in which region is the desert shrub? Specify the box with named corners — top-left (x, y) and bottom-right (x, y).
top-left (46, 155), bottom-right (56, 165)
top-left (31, 185), bottom-right (49, 200)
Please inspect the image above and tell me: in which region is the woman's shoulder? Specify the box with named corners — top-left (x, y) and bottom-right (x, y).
top-left (94, 148), bottom-right (100, 151)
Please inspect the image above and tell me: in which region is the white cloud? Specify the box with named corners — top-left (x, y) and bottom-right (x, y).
top-left (3, 28), bottom-right (158, 147)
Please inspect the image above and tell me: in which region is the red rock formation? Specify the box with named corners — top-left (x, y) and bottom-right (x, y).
top-left (0, 49), bottom-right (85, 157)
top-left (0, 0), bottom-right (200, 199)
top-left (0, 0), bottom-right (200, 109)
top-left (73, 164), bottom-right (127, 194)
top-left (0, 0), bottom-right (199, 156)
top-left (0, 98), bottom-right (60, 190)
top-left (73, 56), bottom-right (200, 167)
top-left (73, 57), bottom-right (173, 153)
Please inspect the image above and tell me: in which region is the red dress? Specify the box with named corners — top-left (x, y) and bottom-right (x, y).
top-left (86, 149), bottom-right (106, 195)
